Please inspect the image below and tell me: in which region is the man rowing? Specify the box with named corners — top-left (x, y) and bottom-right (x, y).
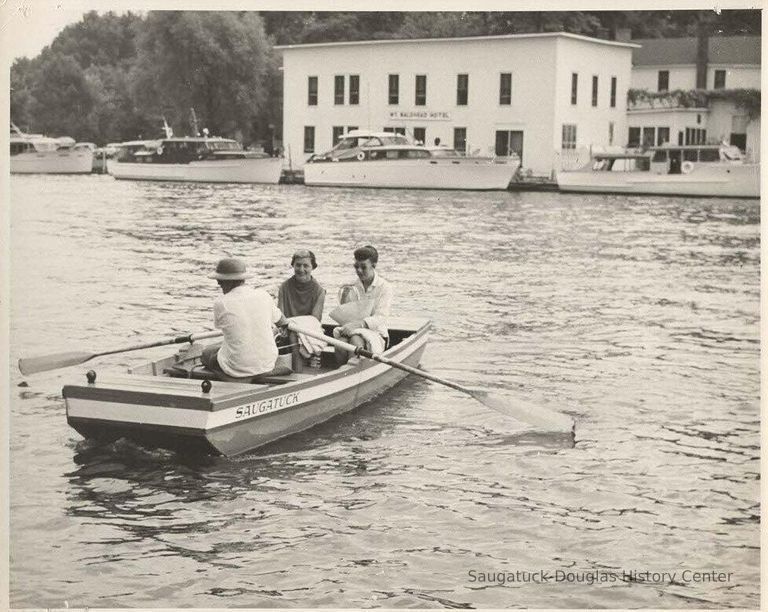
top-left (202, 257), bottom-right (289, 379)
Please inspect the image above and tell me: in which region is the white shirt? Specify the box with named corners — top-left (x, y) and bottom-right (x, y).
top-left (351, 273), bottom-right (393, 338)
top-left (214, 285), bottom-right (283, 377)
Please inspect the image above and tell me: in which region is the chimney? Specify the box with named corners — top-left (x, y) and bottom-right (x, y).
top-left (615, 28), bottom-right (632, 43)
top-left (696, 20), bottom-right (709, 89)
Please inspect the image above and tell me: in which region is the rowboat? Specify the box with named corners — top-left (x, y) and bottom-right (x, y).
top-left (62, 317), bottom-right (431, 456)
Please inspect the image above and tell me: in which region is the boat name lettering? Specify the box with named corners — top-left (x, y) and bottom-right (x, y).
top-left (235, 392), bottom-right (300, 419)
top-left (388, 110), bottom-right (451, 121)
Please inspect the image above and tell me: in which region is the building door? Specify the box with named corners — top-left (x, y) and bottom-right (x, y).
top-left (495, 130), bottom-right (524, 164)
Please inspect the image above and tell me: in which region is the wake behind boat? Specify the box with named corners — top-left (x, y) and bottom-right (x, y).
top-left (62, 317), bottom-right (431, 456)
top-left (556, 143), bottom-right (759, 198)
top-left (10, 123), bottom-right (94, 174)
top-left (108, 135), bottom-right (283, 184)
top-left (304, 130), bottom-right (519, 190)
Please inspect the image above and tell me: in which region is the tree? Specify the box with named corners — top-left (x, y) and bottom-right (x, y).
top-left (131, 11), bottom-right (272, 140)
top-left (27, 51), bottom-right (97, 139)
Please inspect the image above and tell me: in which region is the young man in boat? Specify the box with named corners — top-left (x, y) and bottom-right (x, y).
top-left (332, 245), bottom-right (393, 365)
top-left (202, 257), bottom-right (289, 379)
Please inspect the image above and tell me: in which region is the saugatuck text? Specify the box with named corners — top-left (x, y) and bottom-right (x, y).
top-left (467, 569), bottom-right (734, 586)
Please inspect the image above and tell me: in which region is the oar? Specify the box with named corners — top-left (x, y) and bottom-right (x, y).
top-left (288, 322), bottom-right (574, 433)
top-left (18, 330), bottom-right (223, 376)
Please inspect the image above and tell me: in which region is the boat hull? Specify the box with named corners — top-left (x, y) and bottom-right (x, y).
top-left (63, 319), bottom-right (430, 456)
top-left (107, 157), bottom-right (283, 184)
top-left (557, 163), bottom-right (760, 198)
top-left (11, 150), bottom-right (94, 174)
top-left (303, 158), bottom-right (518, 190)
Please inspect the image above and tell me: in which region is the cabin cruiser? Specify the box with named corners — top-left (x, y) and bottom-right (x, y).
top-left (303, 130), bottom-right (519, 190)
top-left (10, 124), bottom-right (94, 174)
top-left (107, 135), bottom-right (283, 184)
top-left (556, 143), bottom-right (759, 198)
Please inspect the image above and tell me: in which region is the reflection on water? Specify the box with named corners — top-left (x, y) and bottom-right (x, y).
top-left (9, 176), bottom-right (760, 608)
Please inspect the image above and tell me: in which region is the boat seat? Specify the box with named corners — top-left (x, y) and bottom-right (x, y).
top-left (165, 363), bottom-right (297, 385)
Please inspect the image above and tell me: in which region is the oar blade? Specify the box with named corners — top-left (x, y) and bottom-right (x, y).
top-left (469, 389), bottom-right (574, 434)
top-left (18, 351), bottom-right (95, 376)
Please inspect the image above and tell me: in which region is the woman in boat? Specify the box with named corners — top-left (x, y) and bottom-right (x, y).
top-left (331, 245), bottom-right (393, 365)
top-left (277, 249), bottom-right (326, 371)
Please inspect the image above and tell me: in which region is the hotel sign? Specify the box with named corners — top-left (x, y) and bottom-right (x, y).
top-left (388, 110), bottom-right (451, 121)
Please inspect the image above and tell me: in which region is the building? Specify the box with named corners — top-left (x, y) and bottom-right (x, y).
top-left (627, 35), bottom-right (760, 160)
top-left (276, 33), bottom-right (637, 176)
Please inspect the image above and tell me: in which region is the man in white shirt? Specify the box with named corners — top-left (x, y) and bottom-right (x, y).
top-left (201, 258), bottom-right (288, 378)
top-left (333, 245), bottom-right (393, 364)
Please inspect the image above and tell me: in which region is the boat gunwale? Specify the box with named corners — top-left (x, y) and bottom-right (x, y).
top-left (64, 319), bottom-right (432, 413)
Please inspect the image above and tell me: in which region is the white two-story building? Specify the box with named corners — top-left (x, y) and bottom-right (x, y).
top-left (276, 33), bottom-right (636, 176)
top-left (628, 35), bottom-right (760, 160)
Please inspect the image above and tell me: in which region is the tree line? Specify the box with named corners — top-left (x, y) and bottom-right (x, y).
top-left (10, 10), bottom-right (760, 148)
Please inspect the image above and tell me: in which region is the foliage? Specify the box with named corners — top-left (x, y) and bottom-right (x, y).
top-left (131, 12), bottom-right (272, 141)
top-left (628, 88), bottom-right (761, 118)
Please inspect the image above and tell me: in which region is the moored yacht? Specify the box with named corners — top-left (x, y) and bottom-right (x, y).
top-left (107, 133), bottom-right (283, 184)
top-left (556, 143), bottom-right (759, 198)
top-left (303, 130), bottom-right (519, 190)
top-left (10, 124), bottom-right (94, 174)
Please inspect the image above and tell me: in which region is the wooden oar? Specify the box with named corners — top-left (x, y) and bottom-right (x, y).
top-left (18, 330), bottom-right (223, 376)
top-left (288, 322), bottom-right (574, 434)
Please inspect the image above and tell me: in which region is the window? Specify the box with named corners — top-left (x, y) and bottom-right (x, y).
top-left (307, 76), bottom-right (318, 106)
top-left (658, 70), bottom-right (669, 92)
top-left (610, 76), bottom-right (617, 108)
top-left (383, 126), bottom-right (406, 135)
top-left (334, 75), bottom-right (344, 105)
top-left (332, 126), bottom-right (345, 146)
top-left (730, 115), bottom-right (748, 151)
top-left (562, 124), bottom-right (577, 149)
top-left (495, 130), bottom-right (524, 163)
top-left (303, 126), bottom-right (315, 153)
top-left (700, 149), bottom-right (720, 162)
top-left (415, 75), bottom-right (427, 106)
top-left (657, 127), bottom-right (670, 146)
top-left (642, 127), bottom-right (655, 147)
top-left (685, 128), bottom-right (706, 145)
top-left (591, 75), bottom-right (598, 107)
top-left (609, 121), bottom-right (615, 145)
top-left (457, 74), bottom-right (468, 106)
top-left (453, 127), bottom-right (467, 153)
top-left (349, 75), bottom-right (359, 105)
top-left (499, 73), bottom-right (512, 105)
top-left (413, 127), bottom-right (426, 145)
top-left (628, 127), bottom-right (641, 147)
top-left (347, 125), bottom-right (358, 133)
top-left (388, 74), bottom-right (399, 105)
top-left (571, 73), bottom-right (578, 105)
top-left (714, 70), bottom-right (726, 89)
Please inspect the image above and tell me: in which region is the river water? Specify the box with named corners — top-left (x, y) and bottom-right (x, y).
top-left (7, 175), bottom-right (760, 609)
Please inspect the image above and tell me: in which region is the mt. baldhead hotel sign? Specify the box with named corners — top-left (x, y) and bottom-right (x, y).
top-left (388, 110), bottom-right (451, 121)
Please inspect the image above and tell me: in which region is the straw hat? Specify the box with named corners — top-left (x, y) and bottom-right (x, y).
top-left (209, 258), bottom-right (250, 281)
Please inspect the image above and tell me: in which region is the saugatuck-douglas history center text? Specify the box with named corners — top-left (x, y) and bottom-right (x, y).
top-left (467, 569), bottom-right (734, 586)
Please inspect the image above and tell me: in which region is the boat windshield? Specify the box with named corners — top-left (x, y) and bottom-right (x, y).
top-left (206, 141), bottom-right (242, 151)
top-left (335, 134), bottom-right (410, 150)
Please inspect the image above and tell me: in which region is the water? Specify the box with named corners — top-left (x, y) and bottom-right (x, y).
top-left (8, 175), bottom-right (760, 608)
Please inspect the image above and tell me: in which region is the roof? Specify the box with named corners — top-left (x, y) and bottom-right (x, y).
top-left (276, 31), bottom-right (638, 51)
top-left (632, 35), bottom-right (761, 66)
